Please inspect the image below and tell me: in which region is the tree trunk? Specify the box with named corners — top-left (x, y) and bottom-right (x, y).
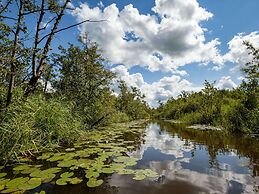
top-left (24, 0), bottom-right (70, 97)
top-left (6, 0), bottom-right (23, 107)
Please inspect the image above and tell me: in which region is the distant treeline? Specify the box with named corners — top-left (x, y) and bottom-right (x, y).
top-left (153, 42), bottom-right (258, 134)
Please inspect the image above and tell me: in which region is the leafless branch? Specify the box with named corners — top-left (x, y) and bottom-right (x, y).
top-left (38, 19), bottom-right (106, 44)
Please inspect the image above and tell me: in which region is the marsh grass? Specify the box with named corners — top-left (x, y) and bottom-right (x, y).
top-left (0, 95), bottom-right (83, 162)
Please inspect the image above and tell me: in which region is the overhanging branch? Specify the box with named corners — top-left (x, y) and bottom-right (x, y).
top-left (38, 19), bottom-right (106, 44)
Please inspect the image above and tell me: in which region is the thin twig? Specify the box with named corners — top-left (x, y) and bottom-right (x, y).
top-left (38, 19), bottom-right (106, 44)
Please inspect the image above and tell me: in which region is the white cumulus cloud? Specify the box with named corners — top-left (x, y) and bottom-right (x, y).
top-left (72, 0), bottom-right (223, 74)
top-left (111, 65), bottom-right (202, 107)
top-left (216, 76), bottom-right (237, 90)
top-left (221, 31), bottom-right (259, 72)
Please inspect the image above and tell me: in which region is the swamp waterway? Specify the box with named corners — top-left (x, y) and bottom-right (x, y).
top-left (0, 120), bottom-right (259, 194)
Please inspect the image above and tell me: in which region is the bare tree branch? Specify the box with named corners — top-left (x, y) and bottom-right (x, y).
top-left (39, 16), bottom-right (56, 31)
top-left (0, 0), bottom-right (12, 15)
top-left (22, 8), bottom-right (50, 16)
top-left (38, 19), bottom-right (106, 44)
top-left (0, 15), bottom-right (17, 20)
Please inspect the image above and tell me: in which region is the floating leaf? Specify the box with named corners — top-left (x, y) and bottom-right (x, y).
top-left (18, 178), bottom-right (41, 190)
top-left (61, 172), bottom-right (74, 178)
top-left (30, 169), bottom-right (59, 182)
top-left (100, 168), bottom-right (114, 174)
top-left (116, 169), bottom-right (135, 175)
top-left (6, 177), bottom-right (29, 188)
top-left (143, 169), bottom-right (159, 178)
top-left (0, 173), bottom-right (7, 178)
top-left (37, 153), bottom-right (53, 160)
top-left (56, 179), bottom-right (67, 186)
top-left (86, 178), bottom-right (103, 187)
top-left (0, 179), bottom-right (10, 191)
top-left (57, 159), bottom-right (77, 168)
top-left (0, 184), bottom-right (5, 191)
top-left (69, 177), bottom-right (83, 185)
top-left (21, 167), bottom-right (40, 175)
top-left (85, 170), bottom-right (99, 179)
top-left (13, 165), bottom-right (31, 171)
top-left (1, 187), bottom-right (20, 193)
top-left (133, 174), bottom-right (146, 180)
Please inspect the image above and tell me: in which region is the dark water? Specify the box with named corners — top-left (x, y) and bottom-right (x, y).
top-left (43, 120), bottom-right (259, 194)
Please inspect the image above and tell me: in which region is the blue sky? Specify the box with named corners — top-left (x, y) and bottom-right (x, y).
top-left (6, 0), bottom-right (259, 106)
top-left (65, 0), bottom-right (259, 106)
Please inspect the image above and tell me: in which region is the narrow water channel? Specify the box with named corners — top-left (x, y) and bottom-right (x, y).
top-left (1, 121), bottom-right (259, 194)
top-left (53, 121), bottom-right (259, 194)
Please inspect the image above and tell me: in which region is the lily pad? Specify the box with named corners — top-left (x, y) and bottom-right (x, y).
top-left (86, 178), bottom-right (103, 187)
top-left (85, 170), bottom-right (99, 179)
top-left (56, 179), bottom-right (67, 186)
top-left (116, 169), bottom-right (135, 175)
top-left (13, 165), bottom-right (31, 171)
top-left (0, 173), bottom-right (7, 178)
top-left (1, 187), bottom-right (20, 193)
top-left (132, 174), bottom-right (146, 180)
top-left (21, 167), bottom-right (40, 175)
top-left (61, 172), bottom-right (74, 178)
top-left (30, 168), bottom-right (59, 182)
top-left (6, 177), bottom-right (29, 188)
top-left (18, 178), bottom-right (41, 190)
top-left (69, 177), bottom-right (83, 185)
top-left (143, 169), bottom-right (159, 178)
top-left (100, 168), bottom-right (114, 174)
top-left (37, 153), bottom-right (53, 160)
top-left (57, 159), bottom-right (77, 168)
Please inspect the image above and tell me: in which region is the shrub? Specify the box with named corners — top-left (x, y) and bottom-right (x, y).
top-left (221, 101), bottom-right (248, 133)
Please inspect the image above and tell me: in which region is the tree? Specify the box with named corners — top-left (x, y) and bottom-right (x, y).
top-left (54, 42), bottom-right (115, 127)
top-left (240, 41), bottom-right (259, 94)
top-left (116, 80), bottom-right (150, 120)
top-left (0, 0), bottom-right (98, 107)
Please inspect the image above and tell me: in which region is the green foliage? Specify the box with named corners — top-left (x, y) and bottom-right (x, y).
top-left (155, 78), bottom-right (258, 133)
top-left (53, 43), bottom-right (115, 128)
top-left (105, 111), bottom-right (130, 125)
top-left (0, 95), bottom-right (83, 160)
top-left (116, 80), bottom-right (150, 120)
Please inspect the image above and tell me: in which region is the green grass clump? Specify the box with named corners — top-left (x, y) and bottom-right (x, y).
top-left (0, 95), bottom-right (83, 161)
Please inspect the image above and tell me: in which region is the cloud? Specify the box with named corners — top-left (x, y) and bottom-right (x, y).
top-left (129, 123), bottom-right (194, 160)
top-left (72, 0), bottom-right (223, 74)
top-left (111, 65), bottom-right (202, 107)
top-left (216, 76), bottom-right (237, 90)
top-left (220, 31), bottom-right (259, 72)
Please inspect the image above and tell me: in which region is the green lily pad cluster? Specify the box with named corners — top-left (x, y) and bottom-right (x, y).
top-left (30, 167), bottom-right (61, 182)
top-left (133, 169), bottom-right (159, 180)
top-left (0, 177), bottom-right (41, 193)
top-left (0, 121), bottom-right (159, 193)
top-left (56, 172), bottom-right (83, 186)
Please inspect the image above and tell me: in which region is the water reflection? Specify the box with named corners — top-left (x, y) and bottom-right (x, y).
top-left (109, 121), bottom-right (259, 194)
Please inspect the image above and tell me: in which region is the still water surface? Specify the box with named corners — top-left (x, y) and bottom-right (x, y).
top-left (41, 121), bottom-right (259, 193)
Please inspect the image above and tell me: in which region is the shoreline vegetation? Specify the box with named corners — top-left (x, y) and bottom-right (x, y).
top-left (0, 9), bottom-right (258, 164)
top-left (0, 41), bottom-right (258, 164)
